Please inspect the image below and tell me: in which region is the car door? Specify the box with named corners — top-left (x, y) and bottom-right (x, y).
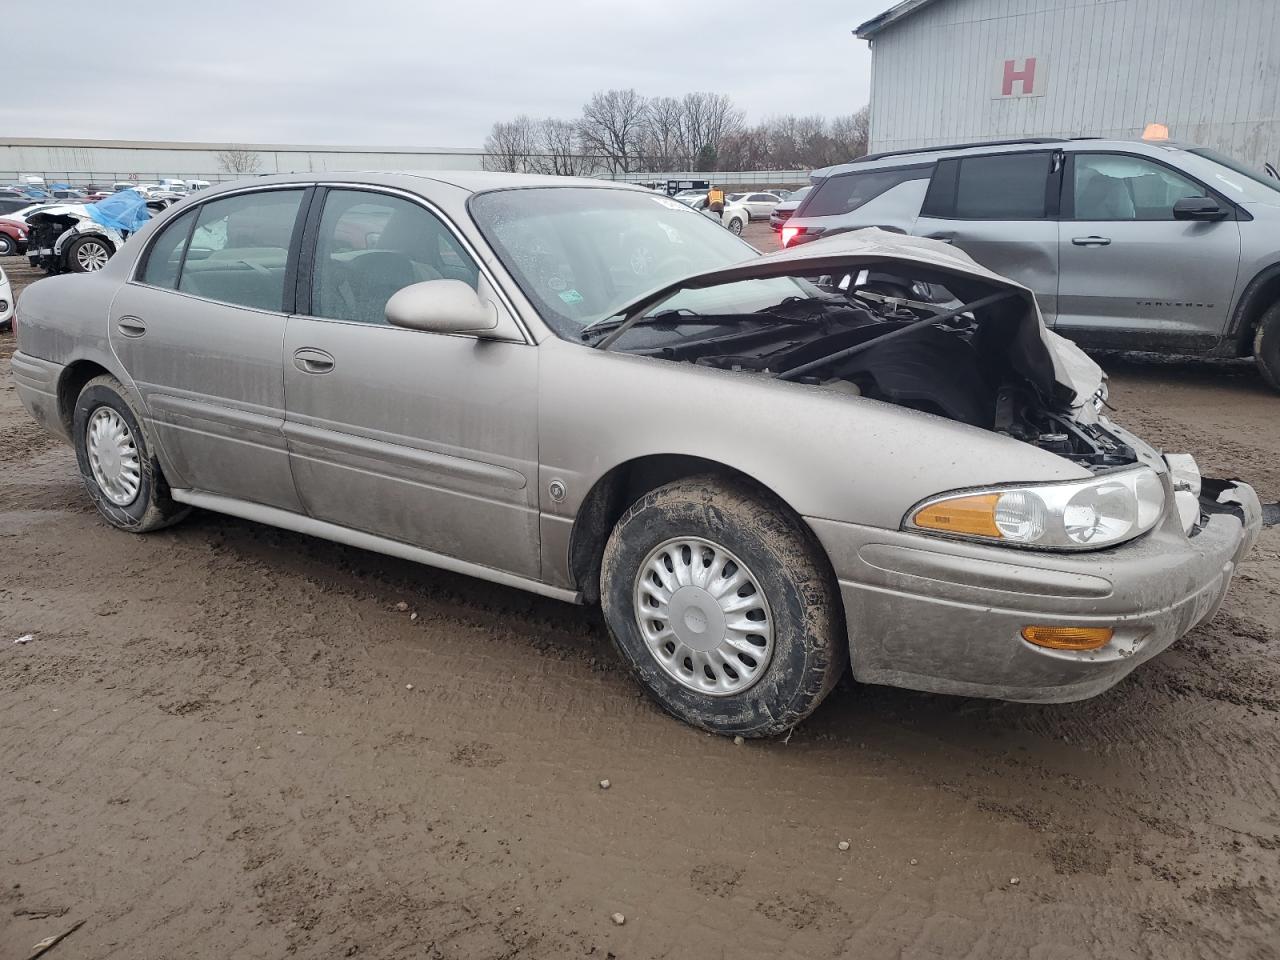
top-left (1055, 152), bottom-right (1241, 350)
top-left (282, 186), bottom-right (541, 578)
top-left (913, 151), bottom-right (1061, 321)
top-left (108, 187), bottom-right (310, 511)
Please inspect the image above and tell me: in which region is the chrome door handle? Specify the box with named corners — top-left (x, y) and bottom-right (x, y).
top-left (1072, 236), bottom-right (1112, 246)
top-left (116, 316), bottom-right (147, 337)
top-left (293, 348), bottom-right (335, 374)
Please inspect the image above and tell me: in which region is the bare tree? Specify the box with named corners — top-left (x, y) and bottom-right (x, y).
top-left (215, 146), bottom-right (263, 175)
top-left (481, 93), bottom-right (869, 177)
top-left (535, 118), bottom-right (590, 176)
top-left (642, 96), bottom-right (685, 169)
top-left (577, 89), bottom-right (648, 174)
top-left (483, 116), bottom-right (538, 172)
top-left (677, 93), bottom-right (744, 172)
top-left (829, 106), bottom-right (871, 163)
top-left (717, 127), bottom-right (771, 171)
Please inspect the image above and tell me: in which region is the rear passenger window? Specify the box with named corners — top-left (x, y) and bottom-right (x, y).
top-left (951, 153), bottom-right (1051, 219)
top-left (139, 208), bottom-right (196, 289)
top-left (801, 167), bottom-right (930, 218)
top-left (177, 190), bottom-right (304, 311)
top-left (309, 190), bottom-right (479, 325)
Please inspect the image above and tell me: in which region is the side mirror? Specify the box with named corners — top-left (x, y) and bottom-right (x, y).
top-left (385, 279), bottom-right (498, 334)
top-left (1173, 197), bottom-right (1228, 221)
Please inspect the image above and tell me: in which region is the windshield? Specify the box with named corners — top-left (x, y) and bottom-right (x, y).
top-left (1183, 148), bottom-right (1280, 202)
top-left (470, 186), bottom-right (808, 339)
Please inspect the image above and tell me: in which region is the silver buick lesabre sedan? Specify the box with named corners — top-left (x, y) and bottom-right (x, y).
top-left (11, 172), bottom-right (1263, 737)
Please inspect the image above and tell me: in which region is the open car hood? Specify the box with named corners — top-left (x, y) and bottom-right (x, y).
top-left (610, 228), bottom-right (1104, 417)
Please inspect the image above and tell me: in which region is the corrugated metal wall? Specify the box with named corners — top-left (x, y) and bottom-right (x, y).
top-left (867, 0), bottom-right (1280, 169)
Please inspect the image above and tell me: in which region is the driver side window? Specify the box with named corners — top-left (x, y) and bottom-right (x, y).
top-left (310, 190), bottom-right (479, 325)
top-left (1074, 154), bottom-right (1208, 221)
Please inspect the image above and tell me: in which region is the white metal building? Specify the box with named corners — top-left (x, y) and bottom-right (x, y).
top-left (0, 138), bottom-right (485, 185)
top-left (855, 0), bottom-right (1280, 170)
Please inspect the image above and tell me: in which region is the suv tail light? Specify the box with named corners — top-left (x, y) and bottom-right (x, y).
top-left (781, 226), bottom-right (825, 248)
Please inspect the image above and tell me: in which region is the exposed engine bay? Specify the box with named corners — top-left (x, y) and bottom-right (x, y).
top-left (606, 259), bottom-right (1135, 472)
top-left (26, 210), bottom-right (122, 274)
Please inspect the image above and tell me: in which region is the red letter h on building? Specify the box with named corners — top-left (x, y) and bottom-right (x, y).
top-left (1002, 57), bottom-right (1037, 96)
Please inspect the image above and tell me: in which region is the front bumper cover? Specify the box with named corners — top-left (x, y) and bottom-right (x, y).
top-left (807, 478), bottom-right (1262, 703)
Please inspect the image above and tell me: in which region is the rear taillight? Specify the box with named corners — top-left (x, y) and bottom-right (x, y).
top-left (781, 226), bottom-right (803, 247)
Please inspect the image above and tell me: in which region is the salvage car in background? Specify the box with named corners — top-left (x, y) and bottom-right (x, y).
top-left (0, 263), bottom-right (12, 330)
top-left (734, 191), bottom-right (784, 221)
top-left (0, 197), bottom-right (37, 218)
top-left (0, 216), bottom-right (27, 257)
top-left (783, 137), bottom-right (1280, 389)
top-left (687, 195), bottom-right (750, 234)
top-left (769, 184), bottom-right (813, 231)
top-left (11, 172), bottom-right (1263, 738)
top-left (26, 190), bottom-right (153, 274)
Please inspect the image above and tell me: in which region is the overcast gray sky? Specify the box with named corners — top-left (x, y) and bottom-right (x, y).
top-left (6, 0), bottom-right (883, 147)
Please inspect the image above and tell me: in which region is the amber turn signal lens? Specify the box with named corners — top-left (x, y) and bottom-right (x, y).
top-left (1021, 625), bottom-right (1114, 651)
top-left (912, 493), bottom-right (1002, 538)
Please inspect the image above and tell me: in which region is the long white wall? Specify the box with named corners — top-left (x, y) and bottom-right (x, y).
top-left (0, 138), bottom-right (486, 183)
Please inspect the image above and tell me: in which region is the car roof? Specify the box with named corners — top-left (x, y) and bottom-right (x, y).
top-left (188, 169), bottom-right (650, 200)
top-left (817, 138), bottom-right (1201, 177)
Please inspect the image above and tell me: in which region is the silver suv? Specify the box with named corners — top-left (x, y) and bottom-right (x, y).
top-left (783, 138), bottom-right (1280, 388)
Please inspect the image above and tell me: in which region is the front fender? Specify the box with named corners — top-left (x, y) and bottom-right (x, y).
top-left (538, 338), bottom-right (1089, 534)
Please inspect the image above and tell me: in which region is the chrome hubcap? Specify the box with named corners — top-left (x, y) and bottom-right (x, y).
top-left (86, 407), bottom-right (141, 505)
top-left (634, 537), bottom-right (774, 696)
top-left (76, 240), bottom-right (110, 271)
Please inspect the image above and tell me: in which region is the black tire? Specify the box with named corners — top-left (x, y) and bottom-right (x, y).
top-left (0, 234), bottom-right (14, 256)
top-left (72, 374), bottom-right (189, 532)
top-left (600, 475), bottom-right (846, 738)
top-left (1253, 301), bottom-right (1280, 392)
top-left (65, 235), bottom-right (113, 273)
top-left (727, 217), bottom-right (745, 236)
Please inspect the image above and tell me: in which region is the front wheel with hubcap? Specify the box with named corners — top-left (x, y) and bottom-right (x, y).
top-left (72, 374), bottom-right (189, 532)
top-left (600, 475), bottom-right (846, 737)
top-left (727, 217), bottom-right (744, 236)
top-left (66, 235), bottom-right (112, 273)
top-left (1253, 301), bottom-right (1280, 392)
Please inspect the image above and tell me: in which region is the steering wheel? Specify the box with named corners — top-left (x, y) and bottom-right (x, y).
top-left (619, 229), bottom-right (695, 283)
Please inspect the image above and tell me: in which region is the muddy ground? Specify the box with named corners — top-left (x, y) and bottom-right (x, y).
top-left (1, 246), bottom-right (1278, 960)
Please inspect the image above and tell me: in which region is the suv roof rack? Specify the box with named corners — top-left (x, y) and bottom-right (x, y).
top-left (852, 137), bottom-right (1067, 165)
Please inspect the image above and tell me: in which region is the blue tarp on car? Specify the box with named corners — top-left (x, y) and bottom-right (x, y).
top-left (84, 189), bottom-right (150, 235)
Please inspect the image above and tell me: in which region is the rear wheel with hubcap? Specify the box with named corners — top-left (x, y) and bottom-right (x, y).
top-left (72, 374), bottom-right (189, 532)
top-left (0, 234), bottom-right (14, 256)
top-left (600, 475), bottom-right (846, 737)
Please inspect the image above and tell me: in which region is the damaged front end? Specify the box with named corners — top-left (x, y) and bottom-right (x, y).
top-left (593, 229), bottom-right (1120, 471)
top-left (26, 207), bottom-right (123, 274)
top-left (26, 194), bottom-right (146, 274)
top-left (590, 228), bottom-right (1265, 549)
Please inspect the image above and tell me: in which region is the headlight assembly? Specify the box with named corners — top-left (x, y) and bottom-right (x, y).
top-left (907, 467), bottom-right (1166, 551)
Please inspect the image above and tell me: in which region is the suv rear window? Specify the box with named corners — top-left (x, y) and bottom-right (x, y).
top-left (800, 166), bottom-right (931, 218)
top-left (924, 152), bottom-right (1052, 219)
